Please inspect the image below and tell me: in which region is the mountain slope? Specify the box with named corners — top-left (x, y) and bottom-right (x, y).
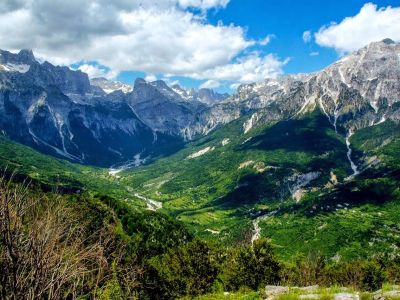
top-left (0, 40), bottom-right (399, 262)
top-left (120, 106), bottom-right (399, 260)
top-left (116, 40), bottom-right (400, 259)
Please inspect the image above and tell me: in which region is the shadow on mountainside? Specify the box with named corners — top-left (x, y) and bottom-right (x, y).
top-left (238, 111), bottom-right (347, 155)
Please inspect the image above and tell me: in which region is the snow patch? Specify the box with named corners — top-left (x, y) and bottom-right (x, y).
top-left (0, 63), bottom-right (30, 73)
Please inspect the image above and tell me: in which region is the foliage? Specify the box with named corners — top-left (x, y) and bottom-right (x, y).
top-left (221, 239), bottom-right (281, 291)
top-left (148, 239), bottom-right (222, 298)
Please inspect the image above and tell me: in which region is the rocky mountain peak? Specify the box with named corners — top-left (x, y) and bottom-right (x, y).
top-left (134, 78), bottom-right (147, 88)
top-left (90, 77), bottom-right (133, 94)
top-left (0, 49), bottom-right (37, 67)
top-left (17, 49), bottom-right (35, 63)
top-left (381, 38), bottom-right (396, 45)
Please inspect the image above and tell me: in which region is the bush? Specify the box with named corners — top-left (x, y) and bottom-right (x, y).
top-left (221, 239), bottom-right (281, 291)
top-left (148, 239), bottom-right (222, 298)
top-left (361, 261), bottom-right (384, 291)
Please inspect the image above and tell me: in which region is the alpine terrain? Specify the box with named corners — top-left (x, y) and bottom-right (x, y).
top-left (1, 39), bottom-right (400, 299)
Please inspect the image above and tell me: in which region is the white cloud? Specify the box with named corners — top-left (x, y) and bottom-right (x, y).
top-left (190, 52), bottom-right (288, 83)
top-left (302, 30), bottom-right (312, 43)
top-left (200, 79), bottom-right (220, 89)
top-left (259, 34), bottom-right (275, 46)
top-left (162, 77), bottom-right (180, 86)
top-left (0, 0), bottom-right (286, 85)
top-left (145, 74), bottom-right (157, 82)
top-left (77, 64), bottom-right (117, 79)
top-left (177, 0), bottom-right (229, 10)
top-left (310, 51), bottom-right (319, 56)
top-left (315, 3), bottom-right (400, 53)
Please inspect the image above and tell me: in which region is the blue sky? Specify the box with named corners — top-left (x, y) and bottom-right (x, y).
top-left (207, 0), bottom-right (397, 74)
top-left (118, 0), bottom-right (400, 93)
top-left (1, 0), bottom-right (399, 93)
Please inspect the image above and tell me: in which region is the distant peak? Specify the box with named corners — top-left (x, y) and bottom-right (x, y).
top-left (18, 49), bottom-right (35, 60)
top-left (134, 77), bottom-right (146, 86)
top-left (91, 77), bottom-right (108, 81)
top-left (172, 84), bottom-right (182, 89)
top-left (381, 38), bottom-right (395, 45)
top-left (150, 80), bottom-right (169, 89)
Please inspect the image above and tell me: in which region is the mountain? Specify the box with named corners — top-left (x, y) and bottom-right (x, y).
top-left (127, 78), bottom-right (207, 139)
top-left (114, 39), bottom-right (400, 260)
top-left (186, 39), bottom-right (400, 138)
top-left (171, 84), bottom-right (229, 105)
top-left (0, 50), bottom-right (223, 166)
top-left (0, 50), bottom-right (161, 166)
top-left (1, 40), bottom-right (400, 297)
top-left (90, 77), bottom-right (133, 94)
top-left (1, 39), bottom-right (399, 166)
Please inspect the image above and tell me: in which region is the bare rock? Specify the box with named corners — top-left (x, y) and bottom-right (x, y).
top-left (334, 293), bottom-right (360, 300)
top-left (265, 285), bottom-right (289, 297)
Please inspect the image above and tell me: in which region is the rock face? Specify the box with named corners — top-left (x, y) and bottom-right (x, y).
top-left (265, 285), bottom-right (289, 297)
top-left (0, 49), bottom-right (228, 166)
top-left (0, 50), bottom-right (176, 166)
top-left (334, 293), bottom-right (360, 300)
top-left (127, 79), bottom-right (207, 139)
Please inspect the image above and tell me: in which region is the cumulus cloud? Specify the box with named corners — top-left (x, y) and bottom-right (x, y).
top-left (200, 79), bottom-right (220, 89)
top-left (77, 64), bottom-right (118, 79)
top-left (315, 3), bottom-right (400, 53)
top-left (0, 0), bottom-right (26, 13)
top-left (191, 52), bottom-right (288, 83)
top-left (302, 30), bottom-right (312, 43)
top-left (177, 0), bottom-right (229, 10)
top-left (0, 0), bottom-right (286, 85)
top-left (145, 74), bottom-right (158, 82)
top-left (310, 51), bottom-right (319, 56)
top-left (259, 34), bottom-right (275, 46)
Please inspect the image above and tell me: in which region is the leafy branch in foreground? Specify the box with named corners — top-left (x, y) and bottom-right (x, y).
top-left (0, 175), bottom-right (140, 300)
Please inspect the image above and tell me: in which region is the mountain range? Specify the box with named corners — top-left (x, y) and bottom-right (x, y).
top-left (1, 39), bottom-right (400, 261)
top-left (0, 50), bottom-right (228, 166)
top-left (1, 39), bottom-right (399, 168)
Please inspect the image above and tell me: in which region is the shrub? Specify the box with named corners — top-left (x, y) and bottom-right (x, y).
top-left (221, 239), bottom-right (281, 291)
top-left (148, 239), bottom-right (222, 298)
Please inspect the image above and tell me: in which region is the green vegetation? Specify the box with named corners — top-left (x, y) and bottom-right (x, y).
top-left (0, 107), bottom-right (400, 298)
